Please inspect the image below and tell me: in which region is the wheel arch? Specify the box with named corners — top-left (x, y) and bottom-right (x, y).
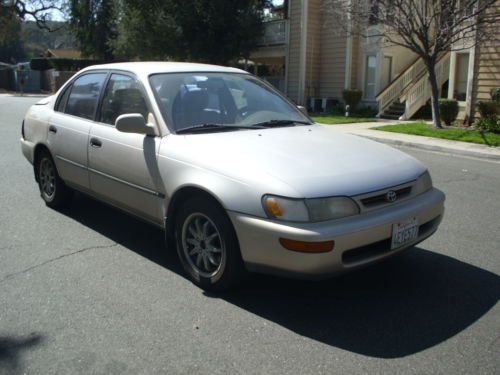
top-left (165, 185), bottom-right (229, 243)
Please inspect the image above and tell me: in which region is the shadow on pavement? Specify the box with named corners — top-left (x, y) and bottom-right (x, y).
top-left (0, 333), bottom-right (44, 375)
top-left (59, 193), bottom-right (500, 359)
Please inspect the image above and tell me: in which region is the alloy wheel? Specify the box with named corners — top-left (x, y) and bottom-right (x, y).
top-left (39, 157), bottom-right (56, 199)
top-left (181, 213), bottom-right (225, 278)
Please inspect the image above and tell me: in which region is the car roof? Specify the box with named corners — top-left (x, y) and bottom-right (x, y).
top-left (79, 61), bottom-right (248, 78)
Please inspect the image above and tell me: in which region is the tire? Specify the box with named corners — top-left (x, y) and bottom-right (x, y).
top-left (37, 150), bottom-right (73, 208)
top-left (174, 196), bottom-right (246, 291)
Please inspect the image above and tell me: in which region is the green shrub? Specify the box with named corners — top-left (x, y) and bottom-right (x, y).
top-left (475, 100), bottom-right (499, 133)
top-left (473, 117), bottom-right (500, 133)
top-left (490, 88), bottom-right (500, 103)
top-left (328, 105), bottom-right (344, 116)
top-left (342, 89), bottom-right (363, 111)
top-left (439, 99), bottom-right (459, 126)
top-left (477, 100), bottom-right (498, 119)
top-left (353, 105), bottom-right (377, 117)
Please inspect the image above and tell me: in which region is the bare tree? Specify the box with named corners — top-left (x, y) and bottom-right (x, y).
top-left (1, 0), bottom-right (65, 30)
top-left (325, 0), bottom-right (499, 128)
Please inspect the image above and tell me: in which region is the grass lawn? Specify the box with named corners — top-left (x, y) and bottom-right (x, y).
top-left (372, 121), bottom-right (500, 147)
top-left (311, 115), bottom-right (376, 124)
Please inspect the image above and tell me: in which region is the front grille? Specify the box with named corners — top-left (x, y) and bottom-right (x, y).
top-left (341, 215), bottom-right (441, 265)
top-left (360, 186), bottom-right (412, 208)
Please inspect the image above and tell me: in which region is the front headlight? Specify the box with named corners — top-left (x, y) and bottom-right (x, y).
top-left (262, 195), bottom-right (360, 222)
top-left (414, 171), bottom-right (433, 195)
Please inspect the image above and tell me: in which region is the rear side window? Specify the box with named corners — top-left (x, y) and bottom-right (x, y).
top-left (55, 84), bottom-right (71, 112)
top-left (65, 73), bottom-right (106, 120)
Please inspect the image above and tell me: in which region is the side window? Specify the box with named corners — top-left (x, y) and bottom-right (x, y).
top-left (55, 84), bottom-right (71, 112)
top-left (100, 74), bottom-right (149, 126)
top-left (65, 73), bottom-right (106, 120)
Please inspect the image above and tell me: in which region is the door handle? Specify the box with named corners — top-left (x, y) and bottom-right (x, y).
top-left (48, 125), bottom-right (57, 134)
top-left (90, 137), bottom-right (102, 148)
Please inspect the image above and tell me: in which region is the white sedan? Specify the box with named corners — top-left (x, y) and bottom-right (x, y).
top-left (21, 62), bottom-right (445, 290)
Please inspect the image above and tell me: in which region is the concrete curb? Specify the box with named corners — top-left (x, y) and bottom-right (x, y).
top-left (316, 122), bottom-right (500, 162)
top-left (357, 134), bottom-right (500, 161)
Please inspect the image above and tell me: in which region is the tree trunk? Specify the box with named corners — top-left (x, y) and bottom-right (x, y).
top-left (426, 62), bottom-right (442, 129)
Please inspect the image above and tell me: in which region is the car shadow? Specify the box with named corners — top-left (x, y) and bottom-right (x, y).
top-left (57, 193), bottom-right (500, 359)
top-left (0, 333), bottom-right (44, 375)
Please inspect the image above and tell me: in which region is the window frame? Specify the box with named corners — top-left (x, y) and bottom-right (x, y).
top-left (54, 82), bottom-right (72, 113)
top-left (56, 70), bottom-right (110, 122)
top-left (95, 70), bottom-right (155, 128)
top-left (453, 52), bottom-right (471, 103)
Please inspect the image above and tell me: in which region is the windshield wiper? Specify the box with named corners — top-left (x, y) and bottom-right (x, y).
top-left (176, 123), bottom-right (262, 134)
top-left (250, 119), bottom-right (312, 128)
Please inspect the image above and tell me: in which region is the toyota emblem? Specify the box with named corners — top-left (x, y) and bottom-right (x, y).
top-left (386, 190), bottom-right (397, 202)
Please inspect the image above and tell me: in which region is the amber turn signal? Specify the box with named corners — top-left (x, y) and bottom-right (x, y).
top-left (279, 238), bottom-right (334, 253)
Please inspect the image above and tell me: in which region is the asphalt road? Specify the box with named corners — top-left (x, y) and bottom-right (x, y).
top-left (1, 95), bottom-right (499, 375)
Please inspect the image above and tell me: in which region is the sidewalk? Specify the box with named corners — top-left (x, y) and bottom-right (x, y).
top-left (319, 121), bottom-right (500, 161)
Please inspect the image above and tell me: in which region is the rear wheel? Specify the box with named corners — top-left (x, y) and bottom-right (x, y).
top-left (37, 150), bottom-right (73, 208)
top-left (175, 197), bottom-right (246, 291)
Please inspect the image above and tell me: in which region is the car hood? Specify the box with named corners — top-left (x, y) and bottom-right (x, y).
top-left (164, 124), bottom-right (426, 197)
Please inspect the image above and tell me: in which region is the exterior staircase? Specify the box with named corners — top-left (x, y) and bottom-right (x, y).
top-left (376, 52), bottom-right (451, 120)
top-left (379, 101), bottom-right (405, 120)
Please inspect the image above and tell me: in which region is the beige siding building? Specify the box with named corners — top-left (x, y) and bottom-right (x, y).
top-left (251, 0), bottom-right (499, 122)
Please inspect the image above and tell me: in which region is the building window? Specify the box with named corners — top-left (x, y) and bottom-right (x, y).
top-left (454, 53), bottom-right (470, 102)
top-left (364, 56), bottom-right (377, 99)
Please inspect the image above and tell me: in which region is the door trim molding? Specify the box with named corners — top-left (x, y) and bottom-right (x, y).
top-left (56, 155), bottom-right (164, 199)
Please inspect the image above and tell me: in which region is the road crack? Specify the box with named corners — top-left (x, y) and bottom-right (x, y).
top-left (0, 243), bottom-right (118, 284)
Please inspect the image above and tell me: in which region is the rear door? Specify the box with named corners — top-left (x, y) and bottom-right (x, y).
top-left (87, 72), bottom-right (163, 225)
top-left (48, 72), bottom-right (107, 190)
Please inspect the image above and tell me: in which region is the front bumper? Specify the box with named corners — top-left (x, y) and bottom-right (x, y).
top-left (228, 188), bottom-right (445, 279)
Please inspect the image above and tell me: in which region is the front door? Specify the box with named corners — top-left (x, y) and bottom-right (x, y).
top-left (87, 73), bottom-right (163, 225)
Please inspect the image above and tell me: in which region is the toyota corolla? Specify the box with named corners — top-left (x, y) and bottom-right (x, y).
top-left (21, 62), bottom-right (445, 290)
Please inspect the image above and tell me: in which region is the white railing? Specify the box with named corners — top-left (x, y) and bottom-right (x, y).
top-left (401, 52), bottom-right (451, 120)
top-left (260, 19), bottom-right (287, 46)
top-left (376, 57), bottom-right (426, 113)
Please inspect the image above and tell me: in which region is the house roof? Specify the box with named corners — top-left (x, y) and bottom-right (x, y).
top-left (46, 49), bottom-right (82, 59)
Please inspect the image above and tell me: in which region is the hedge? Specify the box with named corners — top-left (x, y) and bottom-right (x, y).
top-left (30, 58), bottom-right (104, 71)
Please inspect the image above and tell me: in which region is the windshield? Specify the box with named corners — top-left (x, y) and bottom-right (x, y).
top-left (149, 72), bottom-right (311, 133)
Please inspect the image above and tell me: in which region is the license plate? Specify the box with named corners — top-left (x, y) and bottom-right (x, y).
top-left (391, 217), bottom-right (419, 250)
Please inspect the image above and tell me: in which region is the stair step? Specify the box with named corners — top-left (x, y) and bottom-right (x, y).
top-left (386, 110), bottom-right (405, 116)
top-left (379, 114), bottom-right (401, 120)
top-left (389, 105), bottom-right (405, 111)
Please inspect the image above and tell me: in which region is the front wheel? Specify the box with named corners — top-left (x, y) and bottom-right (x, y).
top-left (37, 151), bottom-right (73, 208)
top-left (175, 197), bottom-right (246, 291)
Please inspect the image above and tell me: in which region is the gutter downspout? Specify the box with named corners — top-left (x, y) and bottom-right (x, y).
top-left (344, 0), bottom-right (353, 89)
top-left (284, 0), bottom-right (291, 95)
top-left (298, 0), bottom-right (308, 105)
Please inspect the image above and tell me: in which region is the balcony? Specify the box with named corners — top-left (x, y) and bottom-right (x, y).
top-left (259, 19), bottom-right (288, 46)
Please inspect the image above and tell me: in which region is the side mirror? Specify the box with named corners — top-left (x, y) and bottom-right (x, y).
top-left (297, 105), bottom-right (308, 116)
top-left (115, 114), bottom-right (156, 136)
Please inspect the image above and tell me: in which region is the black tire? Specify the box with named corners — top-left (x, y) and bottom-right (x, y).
top-left (174, 196), bottom-right (246, 291)
top-left (36, 150), bottom-right (73, 208)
